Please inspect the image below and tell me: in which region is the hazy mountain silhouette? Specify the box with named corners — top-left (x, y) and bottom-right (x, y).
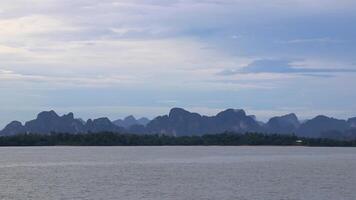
top-left (348, 117), bottom-right (356, 128)
top-left (113, 116), bottom-right (150, 128)
top-left (1, 108), bottom-right (355, 140)
top-left (266, 113), bottom-right (300, 134)
top-left (0, 111), bottom-right (124, 135)
top-left (86, 118), bottom-right (124, 133)
top-left (146, 108), bottom-right (262, 136)
top-left (297, 115), bottom-right (349, 138)
top-left (25, 111), bottom-right (85, 134)
top-left (1, 121), bottom-right (27, 136)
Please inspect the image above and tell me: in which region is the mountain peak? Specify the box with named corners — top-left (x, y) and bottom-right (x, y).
top-left (267, 113), bottom-right (300, 134)
top-left (169, 108), bottom-right (190, 117)
top-left (217, 109), bottom-right (247, 118)
top-left (113, 115), bottom-right (150, 128)
top-left (93, 117), bottom-right (112, 124)
top-left (63, 112), bottom-right (74, 120)
top-left (37, 110), bottom-right (59, 120)
top-left (124, 115), bottom-right (136, 121)
top-left (313, 115), bottom-right (331, 120)
top-left (284, 113), bottom-right (298, 118)
top-left (146, 107), bottom-right (260, 136)
top-left (137, 117), bottom-right (150, 126)
top-left (8, 120), bottom-right (23, 126)
top-left (0, 121), bottom-right (26, 136)
top-left (86, 117), bottom-right (123, 133)
top-left (297, 115), bottom-right (348, 137)
top-left (279, 113), bottom-right (299, 124)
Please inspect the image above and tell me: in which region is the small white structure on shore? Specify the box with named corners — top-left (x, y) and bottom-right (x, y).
top-left (296, 140), bottom-right (303, 145)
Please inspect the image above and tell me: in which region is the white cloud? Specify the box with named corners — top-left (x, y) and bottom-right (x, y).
top-left (0, 45), bottom-right (27, 54)
top-left (0, 15), bottom-right (77, 38)
top-left (0, 0), bottom-right (355, 123)
top-left (0, 69), bottom-right (139, 88)
top-left (0, 35), bottom-right (254, 90)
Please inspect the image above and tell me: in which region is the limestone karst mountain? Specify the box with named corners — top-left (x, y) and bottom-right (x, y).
top-left (113, 115), bottom-right (150, 128)
top-left (1, 108), bottom-right (355, 140)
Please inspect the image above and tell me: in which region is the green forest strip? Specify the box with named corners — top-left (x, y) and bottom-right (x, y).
top-left (0, 132), bottom-right (355, 147)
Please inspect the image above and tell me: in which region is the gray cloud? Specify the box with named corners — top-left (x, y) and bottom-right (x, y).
top-left (219, 59), bottom-right (356, 76)
top-left (1, 0), bottom-right (356, 126)
top-left (280, 37), bottom-right (346, 44)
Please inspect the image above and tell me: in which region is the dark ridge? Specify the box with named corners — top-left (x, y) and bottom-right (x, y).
top-left (1, 108), bottom-right (356, 140)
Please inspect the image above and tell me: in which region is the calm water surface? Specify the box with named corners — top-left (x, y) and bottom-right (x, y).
top-left (0, 146), bottom-right (355, 200)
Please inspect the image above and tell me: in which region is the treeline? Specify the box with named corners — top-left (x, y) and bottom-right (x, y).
top-left (0, 132), bottom-right (355, 146)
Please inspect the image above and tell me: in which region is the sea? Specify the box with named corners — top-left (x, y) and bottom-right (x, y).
top-left (0, 146), bottom-right (355, 200)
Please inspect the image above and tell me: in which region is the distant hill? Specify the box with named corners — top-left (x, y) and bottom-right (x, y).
top-left (146, 108), bottom-right (262, 136)
top-left (1, 121), bottom-right (27, 136)
top-left (113, 116), bottom-right (150, 128)
top-left (266, 113), bottom-right (300, 134)
top-left (348, 117), bottom-right (356, 128)
top-left (1, 111), bottom-right (124, 135)
top-left (1, 108), bottom-right (355, 140)
top-left (297, 115), bottom-right (349, 138)
top-left (24, 111), bottom-right (85, 134)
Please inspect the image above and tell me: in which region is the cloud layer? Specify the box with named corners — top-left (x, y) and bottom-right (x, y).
top-left (0, 0), bottom-right (356, 127)
top-left (219, 59), bottom-right (356, 76)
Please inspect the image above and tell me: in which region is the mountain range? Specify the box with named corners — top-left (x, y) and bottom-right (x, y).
top-left (113, 116), bottom-right (150, 128)
top-left (1, 108), bottom-right (356, 140)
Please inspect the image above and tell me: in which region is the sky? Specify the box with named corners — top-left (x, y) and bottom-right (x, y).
top-left (0, 0), bottom-right (356, 127)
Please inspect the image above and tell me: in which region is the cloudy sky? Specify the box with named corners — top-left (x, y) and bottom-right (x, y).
top-left (0, 0), bottom-right (356, 127)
